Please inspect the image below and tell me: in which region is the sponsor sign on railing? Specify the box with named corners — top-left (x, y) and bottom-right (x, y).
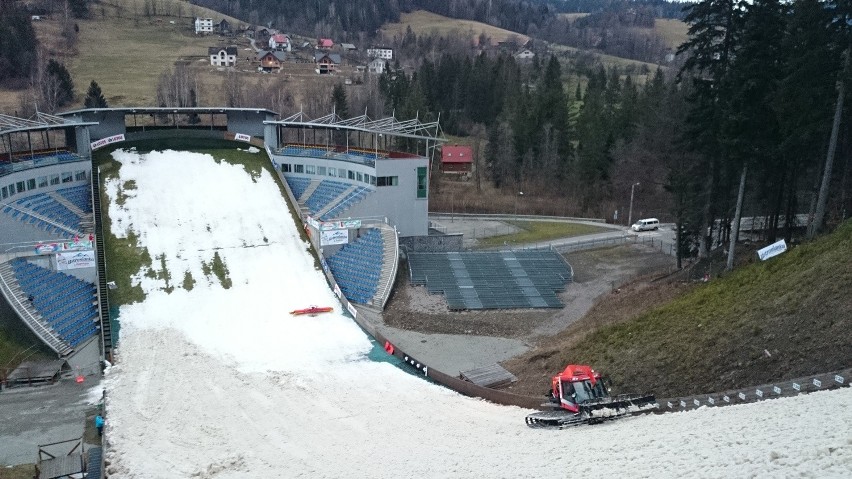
top-left (34, 235), bottom-right (94, 255)
top-left (320, 228), bottom-right (348, 246)
top-left (56, 250), bottom-right (96, 270)
top-left (320, 219), bottom-right (361, 231)
top-left (234, 133), bottom-right (251, 142)
top-left (91, 134), bottom-right (125, 150)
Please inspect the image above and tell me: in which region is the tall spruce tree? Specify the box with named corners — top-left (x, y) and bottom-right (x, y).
top-left (84, 80), bottom-right (108, 108)
top-left (723, 0), bottom-right (787, 268)
top-left (677, 0), bottom-right (744, 259)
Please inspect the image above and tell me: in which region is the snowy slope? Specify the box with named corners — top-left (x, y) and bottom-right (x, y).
top-left (102, 150), bottom-right (852, 478)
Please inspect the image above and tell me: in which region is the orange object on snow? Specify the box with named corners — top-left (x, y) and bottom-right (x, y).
top-left (290, 306), bottom-right (334, 316)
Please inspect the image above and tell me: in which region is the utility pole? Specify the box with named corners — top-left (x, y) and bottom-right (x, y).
top-left (628, 182), bottom-right (640, 227)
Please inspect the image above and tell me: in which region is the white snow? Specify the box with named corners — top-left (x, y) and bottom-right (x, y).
top-left (103, 149), bottom-right (852, 478)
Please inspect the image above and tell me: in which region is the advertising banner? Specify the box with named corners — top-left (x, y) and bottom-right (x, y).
top-left (56, 250), bottom-right (97, 270)
top-left (306, 216), bottom-right (320, 229)
top-left (235, 133), bottom-right (251, 142)
top-left (63, 234), bottom-right (94, 251)
top-left (320, 219), bottom-right (362, 231)
top-left (320, 229), bottom-right (349, 246)
top-left (91, 134), bottom-right (125, 150)
top-left (346, 302), bottom-right (358, 318)
top-left (34, 242), bottom-right (62, 255)
top-left (333, 283), bottom-right (342, 298)
top-left (757, 239), bottom-right (787, 261)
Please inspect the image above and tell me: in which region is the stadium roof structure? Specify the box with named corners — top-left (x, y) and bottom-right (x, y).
top-left (0, 112), bottom-right (97, 137)
top-left (59, 106), bottom-right (279, 116)
top-left (267, 111), bottom-right (447, 143)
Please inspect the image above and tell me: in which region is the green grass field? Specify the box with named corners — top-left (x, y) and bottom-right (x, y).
top-left (382, 10), bottom-right (530, 45)
top-left (476, 220), bottom-right (610, 248)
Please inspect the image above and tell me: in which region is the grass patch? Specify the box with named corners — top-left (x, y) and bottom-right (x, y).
top-left (382, 10), bottom-right (529, 44)
top-left (510, 219), bottom-right (852, 398)
top-left (95, 150), bottom-right (149, 306)
top-left (210, 251), bottom-right (232, 289)
top-left (0, 464), bottom-right (36, 479)
top-left (182, 271), bottom-right (196, 291)
top-left (476, 220), bottom-right (611, 248)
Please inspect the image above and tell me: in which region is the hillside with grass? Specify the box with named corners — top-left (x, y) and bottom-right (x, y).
top-left (505, 220), bottom-right (852, 399)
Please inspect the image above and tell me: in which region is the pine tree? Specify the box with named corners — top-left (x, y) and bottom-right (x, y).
top-left (677, 0), bottom-right (744, 259)
top-left (331, 83), bottom-right (348, 119)
top-left (45, 59), bottom-right (75, 108)
top-left (84, 80), bottom-right (108, 108)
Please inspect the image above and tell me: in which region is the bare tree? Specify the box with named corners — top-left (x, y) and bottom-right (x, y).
top-left (222, 70), bottom-right (246, 107)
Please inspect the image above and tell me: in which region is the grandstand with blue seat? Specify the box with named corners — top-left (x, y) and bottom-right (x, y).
top-left (304, 180), bottom-right (351, 215)
top-left (325, 228), bottom-right (384, 304)
top-left (319, 186), bottom-right (371, 221)
top-left (9, 258), bottom-right (99, 348)
top-left (284, 176), bottom-right (312, 200)
top-left (56, 184), bottom-right (93, 213)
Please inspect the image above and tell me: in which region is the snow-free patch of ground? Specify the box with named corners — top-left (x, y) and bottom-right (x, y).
top-left (103, 150), bottom-right (852, 478)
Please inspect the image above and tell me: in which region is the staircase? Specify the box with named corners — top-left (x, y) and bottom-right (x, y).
top-left (315, 185), bottom-right (358, 218)
top-left (50, 192), bottom-right (94, 233)
top-left (91, 168), bottom-right (113, 360)
top-left (298, 179), bottom-right (322, 203)
top-left (372, 224), bottom-right (399, 309)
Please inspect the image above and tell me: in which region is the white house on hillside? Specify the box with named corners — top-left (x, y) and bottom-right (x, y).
top-left (367, 47), bottom-right (393, 60)
top-left (368, 58), bottom-right (387, 74)
top-left (268, 34), bottom-right (291, 52)
top-left (195, 17), bottom-right (213, 34)
top-left (209, 47), bottom-right (237, 67)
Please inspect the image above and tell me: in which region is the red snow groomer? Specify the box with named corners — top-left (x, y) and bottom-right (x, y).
top-left (525, 364), bottom-right (658, 429)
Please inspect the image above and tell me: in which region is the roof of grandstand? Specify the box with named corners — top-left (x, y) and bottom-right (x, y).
top-left (58, 106), bottom-right (279, 116)
top-left (0, 112), bottom-right (97, 136)
top-left (268, 111), bottom-right (447, 143)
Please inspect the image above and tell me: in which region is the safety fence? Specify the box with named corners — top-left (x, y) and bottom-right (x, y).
top-left (658, 368), bottom-right (850, 413)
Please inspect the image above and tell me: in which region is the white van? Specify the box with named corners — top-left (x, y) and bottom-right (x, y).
top-left (632, 218), bottom-right (660, 232)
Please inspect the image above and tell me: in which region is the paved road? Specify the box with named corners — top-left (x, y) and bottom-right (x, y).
top-left (427, 213), bottom-right (678, 255)
top-left (0, 378), bottom-right (101, 465)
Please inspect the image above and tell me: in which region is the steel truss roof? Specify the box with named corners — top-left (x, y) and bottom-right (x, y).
top-left (270, 110), bottom-right (446, 142)
top-left (0, 112), bottom-right (95, 137)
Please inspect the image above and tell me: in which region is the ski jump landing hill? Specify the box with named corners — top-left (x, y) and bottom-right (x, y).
top-left (2, 108), bottom-right (848, 415)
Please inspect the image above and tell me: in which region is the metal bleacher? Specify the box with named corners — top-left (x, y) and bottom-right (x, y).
top-left (305, 180), bottom-right (351, 214)
top-left (8, 258), bottom-right (99, 349)
top-left (284, 176), bottom-right (311, 200)
top-left (1, 184), bottom-right (92, 238)
top-left (407, 250), bottom-right (573, 310)
top-left (326, 228), bottom-right (384, 304)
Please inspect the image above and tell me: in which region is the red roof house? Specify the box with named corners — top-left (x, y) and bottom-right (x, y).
top-left (317, 38), bottom-right (334, 49)
top-left (441, 145), bottom-right (473, 173)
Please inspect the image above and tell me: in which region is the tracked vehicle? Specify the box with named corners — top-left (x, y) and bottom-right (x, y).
top-left (525, 364), bottom-right (658, 429)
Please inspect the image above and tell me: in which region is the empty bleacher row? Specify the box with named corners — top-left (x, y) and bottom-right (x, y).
top-left (279, 144), bottom-right (385, 163)
top-left (1, 184), bottom-right (92, 238)
top-left (8, 258), bottom-right (99, 348)
top-left (407, 250), bottom-right (574, 310)
top-left (1, 151), bottom-right (84, 175)
top-left (326, 228), bottom-right (384, 304)
top-left (285, 176), bottom-right (372, 221)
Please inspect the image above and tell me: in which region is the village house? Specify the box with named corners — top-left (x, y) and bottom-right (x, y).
top-left (314, 52), bottom-right (341, 74)
top-left (257, 50), bottom-right (287, 72)
top-left (217, 19), bottom-right (232, 35)
top-left (194, 17), bottom-right (213, 34)
top-left (340, 43), bottom-right (357, 52)
top-left (209, 46), bottom-right (238, 67)
top-left (317, 38), bottom-right (334, 50)
top-left (441, 145), bottom-right (474, 174)
top-left (366, 47), bottom-right (393, 60)
top-left (268, 34), bottom-right (291, 52)
top-left (368, 58), bottom-right (387, 74)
